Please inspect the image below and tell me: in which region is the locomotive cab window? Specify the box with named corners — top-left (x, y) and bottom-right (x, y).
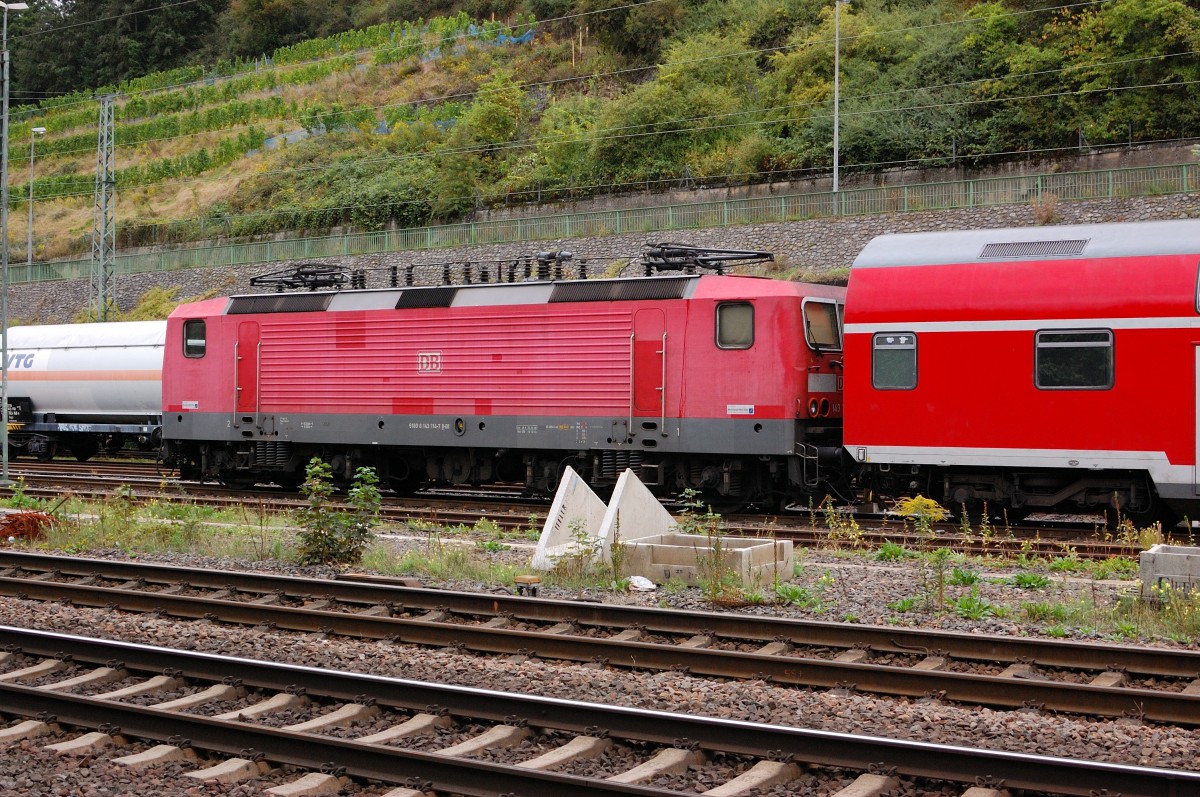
top-left (873, 333), bottom-right (917, 389)
top-left (716, 302), bottom-right (754, 349)
top-left (803, 299), bottom-right (842, 351)
top-left (183, 320), bottom-right (206, 358)
top-left (1035, 329), bottom-right (1112, 389)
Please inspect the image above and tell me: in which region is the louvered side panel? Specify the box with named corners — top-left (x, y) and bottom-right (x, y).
top-left (256, 308), bottom-right (634, 415)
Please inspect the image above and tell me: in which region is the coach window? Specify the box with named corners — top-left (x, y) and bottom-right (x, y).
top-left (1035, 329), bottom-right (1113, 389)
top-left (183, 320), bottom-right (206, 358)
top-left (872, 333), bottom-right (917, 389)
top-left (803, 299), bottom-right (842, 351)
top-left (716, 302), bottom-right (754, 349)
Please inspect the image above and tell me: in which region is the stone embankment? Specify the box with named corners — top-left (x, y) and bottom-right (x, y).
top-left (14, 192), bottom-right (1200, 324)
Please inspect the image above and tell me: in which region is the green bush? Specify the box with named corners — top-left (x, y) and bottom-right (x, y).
top-left (296, 458), bottom-right (381, 567)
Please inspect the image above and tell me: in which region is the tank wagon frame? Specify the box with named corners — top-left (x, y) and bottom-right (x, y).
top-left (5, 321), bottom-right (165, 461)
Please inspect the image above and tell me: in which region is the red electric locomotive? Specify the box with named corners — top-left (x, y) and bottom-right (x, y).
top-left (161, 250), bottom-right (846, 504)
top-left (843, 218), bottom-right (1200, 526)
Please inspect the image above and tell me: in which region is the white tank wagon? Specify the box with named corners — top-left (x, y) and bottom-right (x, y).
top-left (5, 321), bottom-right (165, 460)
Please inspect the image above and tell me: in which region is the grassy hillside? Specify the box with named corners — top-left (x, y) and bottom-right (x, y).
top-left (12, 0), bottom-right (1200, 261)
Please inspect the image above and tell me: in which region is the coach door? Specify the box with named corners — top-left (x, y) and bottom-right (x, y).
top-left (631, 310), bottom-right (667, 432)
top-left (234, 321), bottom-right (261, 426)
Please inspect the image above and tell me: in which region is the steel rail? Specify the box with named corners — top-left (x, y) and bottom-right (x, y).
top-left (2, 550), bottom-right (1196, 676)
top-left (1, 570), bottom-right (1198, 725)
top-left (2, 626), bottom-right (1198, 797)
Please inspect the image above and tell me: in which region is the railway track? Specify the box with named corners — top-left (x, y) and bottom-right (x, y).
top-left (1, 551), bottom-right (1198, 726)
top-left (1, 463), bottom-right (1166, 560)
top-left (0, 625), bottom-right (1197, 797)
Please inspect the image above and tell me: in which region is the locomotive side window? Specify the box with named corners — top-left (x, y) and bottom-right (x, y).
top-left (716, 302), bottom-right (754, 349)
top-left (872, 333), bottom-right (917, 389)
top-left (1035, 329), bottom-right (1113, 389)
top-left (183, 320), bottom-right (206, 358)
top-left (803, 300), bottom-right (842, 351)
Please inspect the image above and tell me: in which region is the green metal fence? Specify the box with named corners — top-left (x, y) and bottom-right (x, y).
top-left (15, 161), bottom-right (1198, 285)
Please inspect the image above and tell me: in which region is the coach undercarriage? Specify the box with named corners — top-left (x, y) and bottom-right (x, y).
top-left (868, 464), bottom-right (1174, 528)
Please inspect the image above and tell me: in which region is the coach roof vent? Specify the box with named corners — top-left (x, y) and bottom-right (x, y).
top-left (979, 238), bottom-right (1089, 259)
top-left (228, 294), bottom-right (333, 314)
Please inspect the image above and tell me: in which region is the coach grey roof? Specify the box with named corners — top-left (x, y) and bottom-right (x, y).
top-left (852, 218), bottom-right (1200, 269)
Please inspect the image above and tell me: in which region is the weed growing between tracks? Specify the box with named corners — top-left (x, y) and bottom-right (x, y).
top-left (4, 479), bottom-right (1199, 644)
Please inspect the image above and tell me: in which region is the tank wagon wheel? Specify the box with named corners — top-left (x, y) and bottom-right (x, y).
top-left (70, 439), bottom-right (99, 462)
top-left (36, 442), bottom-right (58, 462)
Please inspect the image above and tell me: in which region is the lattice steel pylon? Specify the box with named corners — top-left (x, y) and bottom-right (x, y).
top-left (90, 94), bottom-right (115, 321)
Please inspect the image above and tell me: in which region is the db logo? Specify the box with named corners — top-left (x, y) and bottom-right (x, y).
top-left (417, 351), bottom-right (442, 373)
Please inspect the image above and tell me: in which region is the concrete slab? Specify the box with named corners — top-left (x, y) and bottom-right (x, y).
top-left (517, 735), bottom-right (611, 770)
top-left (357, 713), bottom-right (452, 744)
top-left (1089, 670), bottom-right (1127, 688)
top-left (1140, 544), bottom-right (1200, 595)
top-left (113, 744), bottom-right (194, 771)
top-left (153, 683), bottom-right (243, 711)
top-left (624, 531), bottom-right (792, 587)
top-left (532, 465), bottom-right (609, 570)
top-left (598, 468), bottom-right (676, 560)
top-left (702, 761), bottom-right (803, 796)
top-left (0, 658), bottom-right (67, 683)
top-left (0, 720), bottom-right (53, 744)
top-left (831, 773), bottom-right (900, 797)
top-left (184, 758), bottom-right (267, 784)
top-left (43, 731), bottom-right (116, 755)
top-left (961, 788), bottom-right (1010, 797)
top-left (41, 666), bottom-right (127, 692)
top-left (215, 691), bottom-right (306, 721)
top-left (607, 748), bottom-right (705, 784)
top-left (265, 772), bottom-right (345, 796)
top-left (282, 703), bottom-right (378, 733)
top-left (96, 674), bottom-right (182, 700)
top-left (434, 724), bottom-right (528, 757)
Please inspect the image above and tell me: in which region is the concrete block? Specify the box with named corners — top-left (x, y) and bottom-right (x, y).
top-left (598, 468), bottom-right (676, 559)
top-left (0, 720), bottom-right (53, 744)
top-left (184, 758), bottom-right (267, 784)
top-left (532, 466), bottom-right (609, 570)
top-left (831, 773), bottom-right (900, 797)
top-left (623, 531), bottom-right (792, 587)
top-left (44, 732), bottom-right (116, 755)
top-left (702, 761), bottom-right (803, 796)
top-left (42, 666), bottom-right (127, 692)
top-left (113, 745), bottom-right (195, 771)
top-left (1140, 544), bottom-right (1200, 595)
top-left (434, 724), bottom-right (528, 757)
top-left (265, 772), bottom-right (345, 796)
top-left (152, 683), bottom-right (243, 711)
top-left (357, 713), bottom-right (452, 744)
top-left (281, 703), bottom-right (378, 733)
top-left (608, 748), bottom-right (705, 784)
top-left (214, 691), bottom-right (305, 721)
top-left (0, 659), bottom-right (67, 683)
top-left (96, 674), bottom-right (182, 700)
top-left (517, 735), bottom-right (611, 770)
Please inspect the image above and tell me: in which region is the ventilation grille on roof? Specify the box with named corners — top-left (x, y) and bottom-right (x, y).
top-left (550, 277), bottom-right (692, 303)
top-left (395, 286), bottom-right (458, 309)
top-left (979, 239), bottom-right (1089, 259)
top-left (228, 294), bottom-right (333, 314)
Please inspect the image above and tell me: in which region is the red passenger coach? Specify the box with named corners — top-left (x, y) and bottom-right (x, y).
top-left (844, 218), bottom-right (1200, 526)
top-left (162, 270), bottom-right (846, 503)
